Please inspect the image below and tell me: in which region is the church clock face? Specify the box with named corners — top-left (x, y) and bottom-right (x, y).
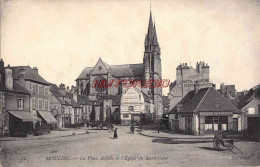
top-left (94, 77), bottom-right (107, 93)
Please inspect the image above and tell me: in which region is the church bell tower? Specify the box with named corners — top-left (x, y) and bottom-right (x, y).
top-left (143, 9), bottom-right (163, 118)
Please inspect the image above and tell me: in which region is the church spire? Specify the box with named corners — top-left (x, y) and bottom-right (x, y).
top-left (147, 9), bottom-right (154, 42)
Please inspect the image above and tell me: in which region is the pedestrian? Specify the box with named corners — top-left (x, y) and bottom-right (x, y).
top-left (130, 126), bottom-right (132, 134)
top-left (132, 125), bottom-right (135, 134)
top-left (113, 128), bottom-right (118, 139)
top-left (111, 124), bottom-right (114, 131)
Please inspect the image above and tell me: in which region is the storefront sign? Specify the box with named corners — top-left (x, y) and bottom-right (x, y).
top-left (199, 112), bottom-right (233, 116)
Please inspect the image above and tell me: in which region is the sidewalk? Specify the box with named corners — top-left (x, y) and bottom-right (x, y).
top-left (0, 127), bottom-right (90, 141)
top-left (140, 129), bottom-right (214, 143)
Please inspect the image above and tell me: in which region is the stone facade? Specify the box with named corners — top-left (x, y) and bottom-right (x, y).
top-left (168, 62), bottom-right (211, 112)
top-left (75, 11), bottom-right (163, 122)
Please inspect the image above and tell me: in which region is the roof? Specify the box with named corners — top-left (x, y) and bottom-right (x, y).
top-left (71, 98), bottom-right (81, 108)
top-left (77, 63), bottom-right (144, 80)
top-left (141, 91), bottom-right (152, 103)
top-left (11, 66), bottom-right (49, 85)
top-left (8, 110), bottom-right (41, 122)
top-left (77, 94), bottom-right (92, 105)
top-left (38, 111), bottom-right (57, 123)
top-left (50, 89), bottom-right (64, 97)
top-left (162, 96), bottom-right (169, 108)
top-left (0, 81), bottom-right (30, 95)
top-left (178, 87), bottom-right (240, 114)
top-left (239, 87), bottom-right (260, 109)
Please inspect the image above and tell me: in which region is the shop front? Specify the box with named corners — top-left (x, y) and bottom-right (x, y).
top-left (198, 111), bottom-right (233, 135)
top-left (8, 110), bottom-right (41, 137)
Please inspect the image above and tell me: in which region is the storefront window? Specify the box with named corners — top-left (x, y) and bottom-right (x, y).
top-left (205, 116), bottom-right (228, 131)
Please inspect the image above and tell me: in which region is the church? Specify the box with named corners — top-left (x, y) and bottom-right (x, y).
top-left (75, 11), bottom-right (163, 124)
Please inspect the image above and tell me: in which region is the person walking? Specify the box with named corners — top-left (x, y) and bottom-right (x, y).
top-left (113, 128), bottom-right (118, 139)
top-left (132, 125), bottom-right (135, 134)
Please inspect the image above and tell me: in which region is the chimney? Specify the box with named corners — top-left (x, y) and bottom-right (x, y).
top-left (18, 68), bottom-right (26, 88)
top-left (194, 81), bottom-right (200, 94)
top-left (33, 67), bottom-right (38, 74)
top-left (71, 85), bottom-right (75, 94)
top-left (0, 59), bottom-right (5, 84)
top-left (5, 67), bottom-right (13, 90)
top-left (59, 83), bottom-right (66, 95)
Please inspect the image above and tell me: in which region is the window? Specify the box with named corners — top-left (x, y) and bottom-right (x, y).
top-left (32, 98), bottom-right (36, 109)
top-left (32, 85), bottom-right (36, 94)
top-left (39, 99), bottom-right (43, 110)
top-left (129, 106), bottom-right (134, 112)
top-left (17, 98), bottom-right (24, 109)
top-left (36, 84), bottom-right (38, 95)
top-left (123, 114), bottom-right (129, 118)
top-left (35, 99), bottom-right (38, 109)
top-left (45, 88), bottom-right (48, 97)
top-left (45, 101), bottom-right (48, 110)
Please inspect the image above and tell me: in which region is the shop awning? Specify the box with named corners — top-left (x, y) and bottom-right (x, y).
top-left (8, 111), bottom-right (41, 122)
top-left (38, 111), bottom-right (57, 124)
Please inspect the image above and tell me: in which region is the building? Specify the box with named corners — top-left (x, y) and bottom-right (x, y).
top-left (75, 10), bottom-right (162, 122)
top-left (10, 66), bottom-right (57, 129)
top-left (73, 94), bottom-right (92, 124)
top-left (170, 86), bottom-right (241, 135)
top-left (0, 59), bottom-right (41, 137)
top-left (120, 88), bottom-right (154, 125)
top-left (168, 62), bottom-right (212, 112)
top-left (162, 95), bottom-right (170, 114)
top-left (238, 86), bottom-right (260, 139)
top-left (50, 83), bottom-right (83, 128)
top-left (219, 83), bottom-right (240, 107)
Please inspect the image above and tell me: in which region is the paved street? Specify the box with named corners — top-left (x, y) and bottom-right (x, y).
top-left (0, 126), bottom-right (260, 167)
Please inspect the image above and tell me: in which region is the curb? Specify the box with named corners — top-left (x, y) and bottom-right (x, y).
top-left (0, 132), bottom-right (88, 142)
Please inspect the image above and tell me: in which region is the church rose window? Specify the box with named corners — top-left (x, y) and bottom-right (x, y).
top-left (94, 77), bottom-right (107, 93)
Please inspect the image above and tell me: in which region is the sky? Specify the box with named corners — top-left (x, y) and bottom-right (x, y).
top-left (1, 0), bottom-right (260, 95)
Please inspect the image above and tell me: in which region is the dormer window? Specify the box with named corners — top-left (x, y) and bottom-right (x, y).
top-left (17, 98), bottom-right (24, 109)
top-left (99, 66), bottom-right (102, 70)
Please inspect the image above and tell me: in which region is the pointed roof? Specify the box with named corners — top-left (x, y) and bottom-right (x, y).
top-left (177, 87), bottom-right (240, 114)
top-left (147, 10), bottom-right (154, 41)
top-left (153, 23), bottom-right (158, 44)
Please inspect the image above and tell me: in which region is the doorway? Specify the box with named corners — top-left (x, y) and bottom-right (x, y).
top-left (185, 117), bottom-right (192, 134)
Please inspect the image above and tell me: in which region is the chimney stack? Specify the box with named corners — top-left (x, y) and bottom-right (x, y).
top-left (18, 68), bottom-right (26, 88)
top-left (5, 66), bottom-right (13, 90)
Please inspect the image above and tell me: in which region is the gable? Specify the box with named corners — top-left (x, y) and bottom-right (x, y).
top-left (121, 88), bottom-right (143, 104)
top-left (91, 58), bottom-right (110, 75)
top-left (196, 87), bottom-right (240, 113)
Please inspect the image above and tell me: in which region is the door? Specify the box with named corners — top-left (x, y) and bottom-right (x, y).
top-left (233, 118), bottom-right (238, 132)
top-left (185, 117), bottom-right (192, 134)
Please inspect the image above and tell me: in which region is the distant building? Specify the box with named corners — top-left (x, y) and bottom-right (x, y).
top-left (238, 86), bottom-right (260, 139)
top-left (162, 95), bottom-right (169, 114)
top-left (120, 88), bottom-right (154, 125)
top-left (168, 62), bottom-right (212, 112)
top-left (219, 83), bottom-right (239, 107)
top-left (169, 86), bottom-right (240, 135)
top-left (75, 10), bottom-right (162, 123)
top-left (11, 66), bottom-right (57, 129)
top-left (0, 59), bottom-right (41, 137)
